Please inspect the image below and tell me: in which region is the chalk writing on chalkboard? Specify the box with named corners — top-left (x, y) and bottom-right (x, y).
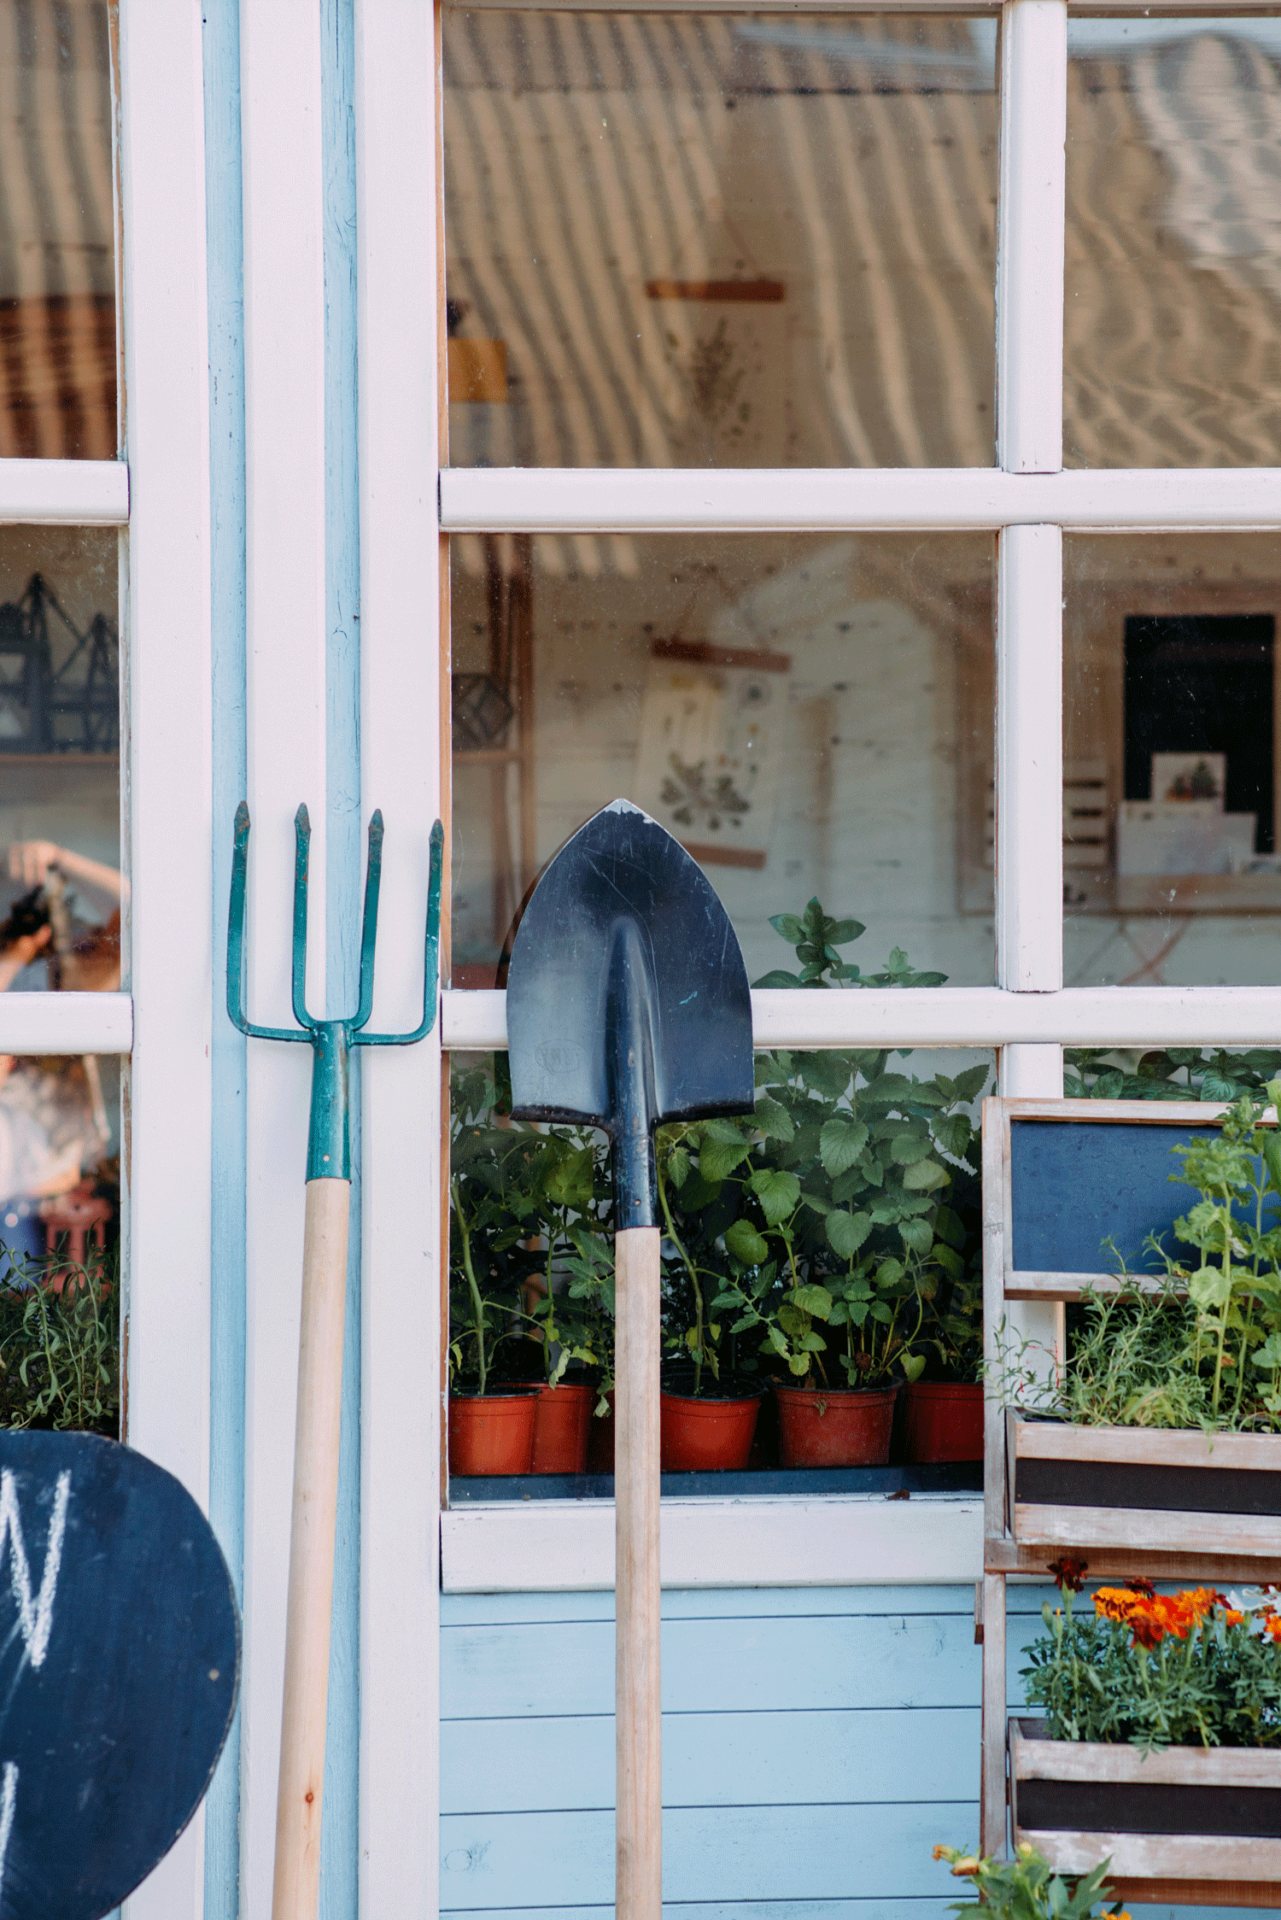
top-left (0, 1430), bottom-right (239, 1920)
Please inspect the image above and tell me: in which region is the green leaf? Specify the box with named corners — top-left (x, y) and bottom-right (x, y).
top-left (791, 1282), bottom-right (833, 1316)
top-left (899, 1217), bottom-right (934, 1254)
top-left (902, 1157), bottom-right (949, 1192)
top-left (753, 1095), bottom-right (795, 1143)
top-left (749, 1167), bottom-right (801, 1224)
top-left (819, 1117), bottom-right (869, 1177)
top-left (933, 1112), bottom-right (972, 1159)
top-left (826, 1209), bottom-right (873, 1259)
top-left (725, 1218), bottom-right (769, 1265)
top-left (769, 913), bottom-right (807, 945)
top-left (952, 1063), bottom-right (992, 1103)
top-left (826, 918), bottom-right (865, 946)
top-left (752, 969), bottom-right (802, 990)
top-left (700, 1138), bottom-right (753, 1184)
top-left (889, 1133), bottom-right (931, 1166)
top-left (901, 1352), bottom-right (927, 1383)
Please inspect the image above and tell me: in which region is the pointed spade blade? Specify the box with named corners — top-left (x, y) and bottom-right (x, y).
top-left (506, 801), bottom-right (754, 1225)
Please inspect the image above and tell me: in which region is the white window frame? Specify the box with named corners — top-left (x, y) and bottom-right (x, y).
top-left (0, 6), bottom-right (215, 1920)
top-left (429, 0), bottom-right (1281, 1606)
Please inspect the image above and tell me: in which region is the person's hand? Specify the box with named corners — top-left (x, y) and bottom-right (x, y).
top-left (7, 840), bottom-right (63, 888)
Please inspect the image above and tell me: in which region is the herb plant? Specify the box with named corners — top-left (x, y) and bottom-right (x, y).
top-left (0, 1254), bottom-right (119, 1434)
top-left (1023, 1580), bottom-right (1281, 1751)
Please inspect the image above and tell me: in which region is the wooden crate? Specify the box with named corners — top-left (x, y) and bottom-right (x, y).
top-left (1010, 1719), bottom-right (1281, 1902)
top-left (1008, 1411), bottom-right (1281, 1557)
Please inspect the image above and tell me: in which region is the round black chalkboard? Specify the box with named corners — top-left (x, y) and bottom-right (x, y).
top-left (0, 1429), bottom-right (239, 1920)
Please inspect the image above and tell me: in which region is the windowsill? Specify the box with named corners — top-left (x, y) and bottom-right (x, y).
top-left (449, 1462), bottom-right (982, 1503)
top-left (440, 1486), bottom-right (984, 1592)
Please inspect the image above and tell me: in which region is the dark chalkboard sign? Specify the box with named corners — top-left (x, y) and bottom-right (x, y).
top-left (0, 1429), bottom-right (239, 1920)
top-left (1010, 1119), bottom-right (1224, 1274)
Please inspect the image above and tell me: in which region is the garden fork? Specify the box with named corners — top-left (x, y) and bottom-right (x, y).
top-left (227, 801), bottom-right (443, 1920)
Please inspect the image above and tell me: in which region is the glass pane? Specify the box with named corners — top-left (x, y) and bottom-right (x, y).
top-left (0, 1), bottom-right (116, 459)
top-left (448, 1046), bottom-right (991, 1492)
top-left (444, 12), bottom-right (996, 468)
top-left (0, 524), bottom-right (120, 986)
top-left (451, 531), bottom-right (994, 987)
top-left (1066, 20), bottom-right (1281, 468)
top-left (1064, 532), bottom-right (1281, 985)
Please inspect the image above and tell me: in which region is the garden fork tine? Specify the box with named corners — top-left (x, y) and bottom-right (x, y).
top-left (226, 802), bottom-right (443, 1920)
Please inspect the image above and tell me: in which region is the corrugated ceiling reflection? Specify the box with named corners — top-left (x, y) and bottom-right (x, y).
top-left (0, 0), bottom-right (115, 461)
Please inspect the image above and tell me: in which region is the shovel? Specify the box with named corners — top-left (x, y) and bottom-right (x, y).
top-left (506, 800), bottom-right (754, 1920)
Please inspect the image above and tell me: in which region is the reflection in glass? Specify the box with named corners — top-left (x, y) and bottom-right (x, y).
top-left (0, 1), bottom-right (116, 459)
top-left (0, 524), bottom-right (119, 1297)
top-left (1066, 21), bottom-right (1281, 467)
top-left (450, 531), bottom-right (994, 986)
top-left (1065, 533), bottom-right (1281, 985)
top-left (444, 12), bottom-right (996, 468)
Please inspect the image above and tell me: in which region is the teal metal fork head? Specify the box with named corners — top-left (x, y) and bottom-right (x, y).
top-left (227, 802), bottom-right (444, 1180)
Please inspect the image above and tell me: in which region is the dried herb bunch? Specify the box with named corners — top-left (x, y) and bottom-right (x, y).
top-left (1023, 1580), bottom-right (1281, 1751)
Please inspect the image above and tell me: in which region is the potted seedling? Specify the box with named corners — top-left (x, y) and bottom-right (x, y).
top-left (523, 1129), bottom-right (613, 1474)
top-left (903, 1174), bottom-right (985, 1463)
top-left (666, 902), bottom-right (990, 1468)
top-left (447, 1060), bottom-right (543, 1475)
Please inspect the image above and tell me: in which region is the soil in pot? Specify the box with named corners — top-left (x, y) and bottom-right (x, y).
top-left (904, 1380), bottom-right (983, 1463)
top-left (773, 1381), bottom-right (898, 1468)
top-left (531, 1379), bottom-right (594, 1474)
top-left (660, 1382), bottom-right (763, 1472)
top-left (449, 1389), bottom-right (537, 1476)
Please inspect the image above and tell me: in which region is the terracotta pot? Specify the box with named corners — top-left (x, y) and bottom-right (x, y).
top-left (586, 1390), bottom-right (615, 1474)
top-left (449, 1389), bottom-right (537, 1476)
top-left (773, 1382), bottom-right (898, 1468)
top-left (660, 1388), bottom-right (761, 1472)
top-left (531, 1379), bottom-right (593, 1474)
top-left (904, 1380), bottom-right (984, 1463)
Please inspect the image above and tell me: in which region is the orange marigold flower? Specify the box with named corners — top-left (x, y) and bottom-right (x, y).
top-left (1224, 1609), bottom-right (1246, 1627)
top-left (1121, 1577), bottom-right (1156, 1599)
top-left (1095, 1587), bottom-right (1141, 1623)
top-left (1048, 1556), bottom-right (1088, 1593)
top-left (1265, 1614), bottom-right (1281, 1643)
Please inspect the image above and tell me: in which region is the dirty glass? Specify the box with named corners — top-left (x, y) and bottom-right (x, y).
top-left (1065, 20), bottom-right (1281, 467)
top-left (443, 12), bottom-right (997, 468)
top-left (0, 1), bottom-right (116, 460)
top-left (1064, 533), bottom-right (1281, 985)
top-left (450, 530), bottom-right (994, 987)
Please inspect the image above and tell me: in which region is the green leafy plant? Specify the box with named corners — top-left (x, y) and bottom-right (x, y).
top-left (933, 1843), bottom-right (1123, 1920)
top-left (1023, 1580), bottom-right (1281, 1751)
top-left (994, 1087), bottom-right (1281, 1432)
top-left (654, 904), bottom-right (989, 1392)
top-left (449, 1058), bottom-right (612, 1396)
top-left (1068, 1047), bottom-right (1281, 1104)
top-left (0, 1254), bottom-right (119, 1433)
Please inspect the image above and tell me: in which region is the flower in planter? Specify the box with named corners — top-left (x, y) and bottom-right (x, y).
top-left (1023, 1580), bottom-right (1281, 1748)
top-left (932, 1841), bottom-right (1125, 1918)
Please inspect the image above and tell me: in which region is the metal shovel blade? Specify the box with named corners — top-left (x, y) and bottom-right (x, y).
top-left (506, 800), bottom-right (755, 1227)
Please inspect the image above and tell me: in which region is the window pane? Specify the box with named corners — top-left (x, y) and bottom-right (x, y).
top-left (1065, 20), bottom-right (1281, 468)
top-left (0, 1), bottom-right (116, 460)
top-left (444, 12), bottom-right (996, 468)
top-left (451, 531), bottom-right (994, 986)
top-left (0, 1049), bottom-right (120, 1435)
top-left (1064, 533), bottom-right (1281, 985)
top-left (448, 1045), bottom-right (991, 1494)
top-left (0, 525), bottom-right (120, 987)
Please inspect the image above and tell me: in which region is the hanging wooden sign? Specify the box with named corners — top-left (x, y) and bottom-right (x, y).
top-left (0, 1428), bottom-right (239, 1920)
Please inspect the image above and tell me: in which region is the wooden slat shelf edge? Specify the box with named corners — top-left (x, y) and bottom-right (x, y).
top-left (1010, 1722), bottom-right (1281, 1789)
top-left (1012, 1502), bottom-right (1281, 1556)
top-left (1107, 1878), bottom-right (1281, 1908)
top-left (985, 1536), bottom-right (1281, 1580)
top-left (1014, 1418), bottom-right (1281, 1471)
top-left (1015, 1829), bottom-right (1281, 1883)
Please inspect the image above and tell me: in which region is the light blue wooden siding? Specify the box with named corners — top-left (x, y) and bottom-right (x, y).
top-left (441, 1585), bottom-right (1278, 1920)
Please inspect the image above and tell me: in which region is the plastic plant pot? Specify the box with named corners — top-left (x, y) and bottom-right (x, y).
top-left (586, 1389), bottom-right (615, 1473)
top-left (448, 1389), bottom-right (537, 1476)
top-left (903, 1380), bottom-right (983, 1463)
top-left (773, 1382), bottom-right (898, 1468)
top-left (531, 1379), bottom-right (594, 1474)
top-left (660, 1388), bottom-right (762, 1472)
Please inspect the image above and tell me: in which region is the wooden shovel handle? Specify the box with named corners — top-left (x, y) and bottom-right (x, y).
top-left (271, 1177), bottom-right (351, 1920)
top-left (615, 1225), bottom-right (662, 1920)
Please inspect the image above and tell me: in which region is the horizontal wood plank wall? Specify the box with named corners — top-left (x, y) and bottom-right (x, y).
top-left (438, 1586), bottom-right (1280, 1920)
